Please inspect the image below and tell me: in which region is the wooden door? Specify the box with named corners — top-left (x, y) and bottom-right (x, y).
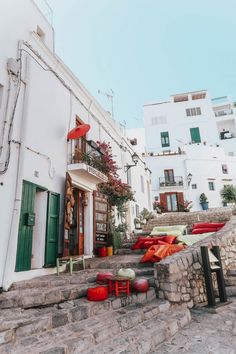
top-left (78, 190), bottom-right (85, 255)
top-left (15, 181), bottom-right (36, 271)
top-left (45, 192), bottom-right (60, 267)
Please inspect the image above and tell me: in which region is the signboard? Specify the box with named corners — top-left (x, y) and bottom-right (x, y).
top-left (93, 191), bottom-right (109, 248)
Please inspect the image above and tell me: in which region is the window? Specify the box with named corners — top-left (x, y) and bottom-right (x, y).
top-left (161, 131), bottom-right (170, 147)
top-left (192, 184), bottom-right (197, 189)
top-left (222, 164), bottom-right (228, 174)
top-left (186, 107), bottom-right (201, 116)
top-left (164, 169), bottom-right (174, 183)
top-left (36, 26), bottom-right (45, 41)
top-left (140, 175), bottom-right (144, 193)
top-left (192, 93), bottom-right (206, 100)
top-left (174, 95), bottom-right (188, 103)
top-left (151, 116), bottom-right (167, 125)
top-left (208, 182), bottom-right (215, 191)
top-left (190, 127), bottom-right (201, 143)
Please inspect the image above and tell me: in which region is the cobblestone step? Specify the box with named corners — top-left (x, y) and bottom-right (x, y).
top-left (227, 268), bottom-right (236, 277)
top-left (86, 254), bottom-right (153, 269)
top-left (0, 288), bottom-right (157, 350)
top-left (0, 299), bottom-right (191, 354)
top-left (226, 286), bottom-right (236, 297)
top-left (116, 248), bottom-right (146, 255)
top-left (225, 276), bottom-right (236, 287)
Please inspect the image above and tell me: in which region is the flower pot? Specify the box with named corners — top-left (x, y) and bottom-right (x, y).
top-left (106, 246), bottom-right (113, 256)
top-left (98, 247), bottom-right (107, 257)
top-left (200, 202), bottom-right (209, 210)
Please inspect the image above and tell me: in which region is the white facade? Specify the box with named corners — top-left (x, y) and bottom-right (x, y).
top-left (144, 145), bottom-right (236, 212)
top-left (144, 90), bottom-right (236, 156)
top-left (0, 0), bottom-right (152, 289)
top-left (128, 90), bottom-right (236, 213)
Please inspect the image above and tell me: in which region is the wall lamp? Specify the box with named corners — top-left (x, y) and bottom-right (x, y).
top-left (187, 173), bottom-right (193, 186)
top-left (125, 153), bottom-right (139, 172)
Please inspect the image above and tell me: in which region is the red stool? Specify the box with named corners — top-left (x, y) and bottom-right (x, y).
top-left (108, 276), bottom-right (130, 297)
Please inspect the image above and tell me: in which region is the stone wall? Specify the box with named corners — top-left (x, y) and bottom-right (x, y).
top-left (143, 208), bottom-right (232, 233)
top-left (154, 216), bottom-right (236, 308)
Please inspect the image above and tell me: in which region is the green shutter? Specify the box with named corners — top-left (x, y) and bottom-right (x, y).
top-left (15, 181), bottom-right (36, 271)
top-left (161, 131), bottom-right (170, 147)
top-left (45, 192), bottom-right (60, 267)
top-left (190, 127), bottom-right (201, 143)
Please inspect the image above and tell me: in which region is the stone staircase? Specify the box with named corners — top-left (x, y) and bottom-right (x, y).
top-left (0, 255), bottom-right (191, 353)
top-left (225, 268), bottom-right (236, 297)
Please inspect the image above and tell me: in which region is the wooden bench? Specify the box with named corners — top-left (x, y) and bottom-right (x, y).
top-left (56, 255), bottom-right (86, 275)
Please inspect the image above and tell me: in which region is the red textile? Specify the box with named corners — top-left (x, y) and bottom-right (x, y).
top-left (191, 228), bottom-right (218, 234)
top-left (96, 272), bottom-right (114, 284)
top-left (87, 286), bottom-right (108, 301)
top-left (133, 278), bottom-right (149, 293)
top-left (140, 244), bottom-right (185, 263)
top-left (193, 222), bottom-right (225, 229)
top-left (132, 236), bottom-right (176, 250)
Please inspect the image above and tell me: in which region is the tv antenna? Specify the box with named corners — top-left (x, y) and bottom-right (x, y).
top-left (98, 89), bottom-right (114, 119)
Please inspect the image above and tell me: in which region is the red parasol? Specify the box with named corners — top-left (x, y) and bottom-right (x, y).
top-left (67, 124), bottom-right (90, 140)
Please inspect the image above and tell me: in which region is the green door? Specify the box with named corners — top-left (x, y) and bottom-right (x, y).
top-left (45, 192), bottom-right (60, 267)
top-left (15, 181), bottom-right (36, 271)
top-left (190, 127), bottom-right (201, 143)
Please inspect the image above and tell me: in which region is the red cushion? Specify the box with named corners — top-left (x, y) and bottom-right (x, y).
top-left (132, 236), bottom-right (176, 250)
top-left (96, 272), bottom-right (114, 284)
top-left (133, 278), bottom-right (149, 293)
top-left (191, 228), bottom-right (218, 234)
top-left (87, 286), bottom-right (108, 301)
top-left (193, 222), bottom-right (225, 229)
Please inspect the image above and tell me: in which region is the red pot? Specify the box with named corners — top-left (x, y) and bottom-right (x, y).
top-left (98, 247), bottom-right (107, 257)
top-left (133, 278), bottom-right (149, 293)
top-left (96, 272), bottom-right (114, 284)
top-left (87, 286), bottom-right (108, 301)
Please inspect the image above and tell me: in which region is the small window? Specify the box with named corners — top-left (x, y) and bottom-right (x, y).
top-left (36, 26), bottom-right (45, 41)
top-left (190, 127), bottom-right (201, 143)
top-left (140, 175), bottom-right (144, 193)
top-left (192, 93), bottom-right (206, 100)
top-left (186, 107), bottom-right (201, 117)
top-left (174, 95), bottom-right (188, 103)
top-left (208, 182), bottom-right (215, 191)
top-left (161, 131), bottom-right (170, 147)
top-left (192, 184), bottom-right (197, 189)
top-left (222, 164), bottom-right (228, 174)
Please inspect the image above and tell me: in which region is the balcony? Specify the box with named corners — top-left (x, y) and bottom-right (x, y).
top-left (215, 110), bottom-right (233, 117)
top-left (68, 139), bottom-right (108, 184)
top-left (159, 176), bottom-right (184, 189)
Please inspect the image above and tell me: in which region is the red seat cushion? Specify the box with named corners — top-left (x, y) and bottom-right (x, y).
top-left (193, 222), bottom-right (225, 229)
top-left (87, 286), bottom-right (108, 301)
top-left (96, 272), bottom-right (114, 284)
top-left (133, 278), bottom-right (149, 293)
top-left (191, 228), bottom-right (218, 234)
top-left (132, 236), bottom-right (176, 250)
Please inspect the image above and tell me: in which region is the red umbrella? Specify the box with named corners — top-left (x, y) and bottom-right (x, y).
top-left (67, 124), bottom-right (90, 140)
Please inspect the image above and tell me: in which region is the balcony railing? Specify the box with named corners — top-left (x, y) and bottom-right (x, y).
top-left (215, 110), bottom-right (233, 117)
top-left (71, 138), bottom-right (107, 175)
top-left (159, 176), bottom-right (184, 188)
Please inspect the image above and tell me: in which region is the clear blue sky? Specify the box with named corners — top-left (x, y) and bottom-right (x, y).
top-left (48, 0), bottom-right (236, 128)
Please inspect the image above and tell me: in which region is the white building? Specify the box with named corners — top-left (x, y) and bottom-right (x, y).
top-left (0, 0), bottom-right (152, 290)
top-left (144, 90), bottom-right (236, 156)
top-left (127, 90), bottom-right (236, 212)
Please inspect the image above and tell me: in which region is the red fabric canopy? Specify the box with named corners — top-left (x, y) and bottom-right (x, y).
top-left (67, 124), bottom-right (90, 140)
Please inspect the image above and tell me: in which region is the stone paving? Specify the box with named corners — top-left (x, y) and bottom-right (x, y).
top-left (152, 297), bottom-right (236, 354)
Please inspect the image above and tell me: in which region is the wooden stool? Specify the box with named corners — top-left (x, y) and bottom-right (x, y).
top-left (56, 255), bottom-right (86, 275)
top-left (108, 276), bottom-right (130, 297)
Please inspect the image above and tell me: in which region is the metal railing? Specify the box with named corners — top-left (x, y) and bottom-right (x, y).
top-left (159, 176), bottom-right (184, 188)
top-left (71, 138), bottom-right (107, 175)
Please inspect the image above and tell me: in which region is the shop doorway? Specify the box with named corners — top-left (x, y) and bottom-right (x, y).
top-left (69, 188), bottom-right (85, 256)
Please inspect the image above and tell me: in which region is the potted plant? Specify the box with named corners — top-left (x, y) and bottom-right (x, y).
top-left (134, 217), bottom-right (142, 229)
top-left (199, 193), bottom-right (209, 210)
top-left (220, 185), bottom-right (236, 214)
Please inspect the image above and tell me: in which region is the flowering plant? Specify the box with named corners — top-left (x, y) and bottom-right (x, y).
top-left (178, 200), bottom-right (193, 212)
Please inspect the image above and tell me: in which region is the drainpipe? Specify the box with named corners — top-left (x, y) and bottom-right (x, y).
top-left (2, 41), bottom-right (31, 290)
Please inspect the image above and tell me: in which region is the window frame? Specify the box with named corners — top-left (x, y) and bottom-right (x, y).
top-left (208, 181), bottom-right (215, 191)
top-left (160, 131), bottom-right (170, 147)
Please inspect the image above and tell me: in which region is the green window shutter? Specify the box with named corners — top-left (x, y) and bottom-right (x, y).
top-left (15, 181), bottom-right (36, 272)
top-left (45, 192), bottom-right (60, 267)
top-left (190, 127), bottom-right (201, 143)
top-left (161, 131), bottom-right (170, 147)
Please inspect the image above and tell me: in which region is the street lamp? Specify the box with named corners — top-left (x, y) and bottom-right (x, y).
top-left (187, 173), bottom-right (193, 186)
top-left (125, 153), bottom-right (139, 172)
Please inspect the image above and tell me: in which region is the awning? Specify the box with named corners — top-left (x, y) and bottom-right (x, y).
top-left (67, 124), bottom-right (90, 140)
